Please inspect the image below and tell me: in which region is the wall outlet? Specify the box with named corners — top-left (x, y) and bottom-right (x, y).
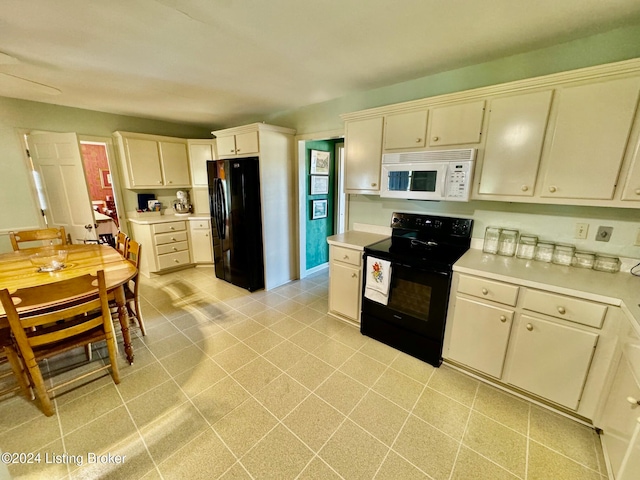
top-left (596, 226), bottom-right (613, 242)
top-left (575, 223), bottom-right (589, 240)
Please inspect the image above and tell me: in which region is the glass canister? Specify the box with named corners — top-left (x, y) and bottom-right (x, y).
top-left (572, 251), bottom-right (596, 269)
top-left (552, 244), bottom-right (576, 266)
top-left (497, 229), bottom-right (519, 256)
top-left (593, 254), bottom-right (621, 273)
top-left (516, 234), bottom-right (538, 260)
top-left (483, 227), bottom-right (501, 254)
top-left (534, 241), bottom-right (555, 263)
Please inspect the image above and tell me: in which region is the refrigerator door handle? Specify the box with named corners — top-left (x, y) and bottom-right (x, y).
top-left (215, 178), bottom-right (227, 240)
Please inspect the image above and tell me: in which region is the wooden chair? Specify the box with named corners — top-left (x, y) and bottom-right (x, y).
top-left (0, 271), bottom-right (120, 416)
top-left (9, 227), bottom-right (68, 251)
top-left (123, 239), bottom-right (145, 336)
top-left (0, 327), bottom-right (31, 399)
top-left (115, 231), bottom-right (128, 257)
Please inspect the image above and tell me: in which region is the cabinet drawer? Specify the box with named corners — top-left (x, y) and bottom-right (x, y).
top-left (157, 250), bottom-right (191, 270)
top-left (330, 246), bottom-right (362, 267)
top-left (153, 221), bottom-right (186, 234)
top-left (156, 241), bottom-right (189, 255)
top-left (190, 219), bottom-right (210, 230)
top-left (457, 274), bottom-right (519, 306)
top-left (155, 230), bottom-right (188, 245)
top-left (522, 289), bottom-right (607, 328)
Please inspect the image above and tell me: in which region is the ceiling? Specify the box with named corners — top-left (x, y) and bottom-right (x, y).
top-left (2, 0), bottom-right (640, 128)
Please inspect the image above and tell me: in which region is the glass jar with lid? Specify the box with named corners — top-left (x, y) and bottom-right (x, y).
top-left (593, 254), bottom-right (621, 273)
top-left (483, 227), bottom-right (501, 254)
top-left (497, 229), bottom-right (519, 256)
top-left (572, 251), bottom-right (596, 269)
top-left (552, 244), bottom-right (575, 266)
top-left (534, 241), bottom-right (555, 263)
top-left (516, 235), bottom-right (537, 260)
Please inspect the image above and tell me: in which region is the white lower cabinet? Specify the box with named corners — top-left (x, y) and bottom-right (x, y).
top-left (328, 245), bottom-right (363, 324)
top-left (189, 218), bottom-right (213, 264)
top-left (129, 220), bottom-right (192, 276)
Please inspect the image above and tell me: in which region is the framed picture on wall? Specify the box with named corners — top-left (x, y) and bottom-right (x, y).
top-left (310, 150), bottom-right (330, 175)
top-left (311, 199), bottom-right (328, 219)
top-left (310, 175), bottom-right (329, 195)
top-left (100, 169), bottom-right (112, 188)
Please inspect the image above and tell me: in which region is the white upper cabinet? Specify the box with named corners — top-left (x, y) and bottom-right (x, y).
top-left (540, 77), bottom-right (640, 200)
top-left (383, 110), bottom-right (428, 150)
top-left (428, 100), bottom-right (485, 147)
top-left (188, 139), bottom-right (216, 187)
top-left (344, 117), bottom-right (384, 193)
top-left (216, 131), bottom-right (259, 157)
top-left (478, 90), bottom-right (553, 196)
top-left (124, 137), bottom-right (163, 187)
top-left (620, 133), bottom-right (640, 201)
top-left (159, 141), bottom-right (190, 187)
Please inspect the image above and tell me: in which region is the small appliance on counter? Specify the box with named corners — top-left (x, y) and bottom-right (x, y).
top-left (172, 190), bottom-right (192, 215)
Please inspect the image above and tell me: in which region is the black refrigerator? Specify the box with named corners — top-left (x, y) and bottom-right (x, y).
top-left (207, 158), bottom-right (265, 291)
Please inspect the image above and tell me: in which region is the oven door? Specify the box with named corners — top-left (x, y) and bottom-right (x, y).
top-left (380, 162), bottom-right (447, 200)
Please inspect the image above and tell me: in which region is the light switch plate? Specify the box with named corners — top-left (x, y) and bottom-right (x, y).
top-left (596, 226), bottom-right (613, 242)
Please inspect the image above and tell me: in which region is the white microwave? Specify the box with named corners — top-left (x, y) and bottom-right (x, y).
top-left (380, 149), bottom-right (476, 201)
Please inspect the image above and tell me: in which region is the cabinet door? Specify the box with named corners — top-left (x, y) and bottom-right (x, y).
top-left (621, 133), bottom-right (640, 201)
top-left (159, 141), bottom-right (190, 186)
top-left (188, 141), bottom-right (216, 186)
top-left (329, 262), bottom-right (361, 322)
top-left (429, 100), bottom-right (485, 147)
top-left (235, 131), bottom-right (259, 155)
top-left (447, 297), bottom-right (513, 378)
top-left (216, 135), bottom-right (237, 157)
top-left (384, 110), bottom-right (428, 150)
top-left (478, 91), bottom-right (553, 196)
top-left (541, 77), bottom-right (640, 200)
top-left (190, 227), bottom-right (213, 263)
top-left (345, 117), bottom-right (383, 192)
top-left (126, 138), bottom-right (163, 187)
top-left (505, 315), bottom-right (598, 410)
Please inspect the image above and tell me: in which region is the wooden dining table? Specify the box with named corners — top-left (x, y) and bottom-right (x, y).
top-left (0, 243), bottom-right (137, 364)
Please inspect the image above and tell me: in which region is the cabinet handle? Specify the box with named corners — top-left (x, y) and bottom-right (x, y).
top-left (549, 186), bottom-right (557, 193)
top-left (627, 396), bottom-right (640, 406)
top-left (230, 149), bottom-right (235, 153)
top-left (170, 226), bottom-right (175, 230)
top-left (432, 136), bottom-right (439, 142)
top-left (526, 323), bottom-right (534, 331)
top-left (172, 247), bottom-right (177, 251)
top-left (343, 254), bottom-right (349, 260)
top-left (168, 180), bottom-right (173, 184)
top-left (371, 183), bottom-right (377, 187)
top-left (521, 185), bottom-right (528, 192)
top-left (557, 306), bottom-right (566, 314)
top-left (481, 288), bottom-right (488, 295)
top-left (158, 180), bottom-right (162, 184)
top-left (416, 138), bottom-right (422, 143)
top-left (351, 273), bottom-right (357, 278)
top-left (174, 259), bottom-right (180, 263)
top-left (635, 189), bottom-right (640, 195)
top-left (499, 315), bottom-right (507, 322)
top-left (237, 149), bottom-right (241, 153)
top-left (171, 237), bottom-right (176, 241)
top-left (205, 233), bottom-right (208, 237)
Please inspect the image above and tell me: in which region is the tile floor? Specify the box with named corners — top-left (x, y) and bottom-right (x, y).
top-left (0, 267), bottom-right (608, 479)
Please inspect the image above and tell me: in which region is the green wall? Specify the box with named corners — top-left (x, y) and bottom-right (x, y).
top-left (305, 140), bottom-right (340, 269)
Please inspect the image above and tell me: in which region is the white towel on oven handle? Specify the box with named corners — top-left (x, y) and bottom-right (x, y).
top-left (364, 256), bottom-right (392, 305)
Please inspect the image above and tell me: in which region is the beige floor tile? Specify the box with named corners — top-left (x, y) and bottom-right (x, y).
top-left (139, 402), bottom-right (209, 465)
top-left (349, 390), bottom-right (409, 446)
top-left (373, 368), bottom-right (424, 411)
top-left (225, 318), bottom-right (265, 340)
top-left (191, 375), bottom-right (250, 424)
top-left (274, 299), bottom-right (306, 316)
top-left (428, 365), bottom-right (478, 406)
top-left (219, 462), bottom-right (253, 479)
top-left (393, 415), bottom-right (459, 480)
top-left (311, 337), bottom-right (356, 368)
top-left (295, 307), bottom-right (327, 326)
top-left (159, 344), bottom-right (209, 377)
top-left (195, 330), bottom-right (239, 357)
top-left (126, 379), bottom-right (188, 428)
top-left (307, 297), bottom-right (328, 312)
top-left (169, 310), bottom-right (210, 331)
top-left (390, 351), bottom-right (435, 384)
top-left (288, 327), bottom-right (330, 353)
top-left (234, 300), bottom-right (268, 317)
top-left (213, 398), bottom-right (278, 457)
top-left (115, 362), bottom-right (171, 401)
top-left (374, 450), bottom-right (430, 479)
top-left (251, 307), bottom-right (287, 327)
top-left (0, 394), bottom-right (44, 431)
top-left (527, 440), bottom-right (602, 480)
top-left (359, 338), bottom-right (400, 365)
top-left (157, 429), bottom-right (236, 480)
top-left (320, 419), bottom-right (389, 480)
top-left (145, 332), bottom-right (194, 359)
top-left (529, 405), bottom-right (600, 470)
top-left (269, 317), bottom-right (306, 338)
top-left (412, 387), bottom-right (471, 440)
top-left (172, 357), bottom-right (228, 397)
top-left (212, 342), bottom-right (259, 373)
top-left (339, 351), bottom-right (387, 387)
top-left (463, 411), bottom-right (526, 478)
top-left (286, 354), bottom-right (335, 390)
top-left (332, 325), bottom-right (369, 350)
top-left (253, 373), bottom-right (310, 419)
top-left (262, 340), bottom-right (307, 370)
top-left (141, 320), bottom-right (182, 341)
top-left (473, 384), bottom-right (530, 434)
top-left (315, 370), bottom-right (369, 415)
top-left (451, 446), bottom-right (520, 480)
top-left (58, 382), bottom-right (124, 434)
top-left (182, 320), bottom-right (225, 342)
top-left (242, 328), bottom-right (285, 354)
top-left (6, 438), bottom-right (68, 480)
top-left (241, 424), bottom-right (314, 479)
top-left (297, 457), bottom-right (343, 479)
top-left (283, 394), bottom-right (345, 451)
top-left (309, 315), bottom-right (348, 337)
top-left (231, 356), bottom-right (282, 394)
top-left (0, 411), bottom-right (62, 457)
top-left (258, 293), bottom-right (288, 308)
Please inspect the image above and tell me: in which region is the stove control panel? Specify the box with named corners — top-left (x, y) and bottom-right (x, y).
top-left (390, 212), bottom-right (473, 239)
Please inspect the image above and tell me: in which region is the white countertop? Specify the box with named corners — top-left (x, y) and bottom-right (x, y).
top-left (326, 231), bottom-right (389, 251)
top-left (128, 214), bottom-right (209, 225)
top-left (454, 248), bottom-right (640, 332)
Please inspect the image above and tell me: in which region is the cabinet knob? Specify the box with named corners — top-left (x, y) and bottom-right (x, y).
top-left (205, 233), bottom-right (209, 237)
top-left (481, 288), bottom-right (488, 295)
top-left (627, 396), bottom-right (640, 406)
top-left (521, 185), bottom-right (528, 192)
top-left (172, 247), bottom-right (177, 251)
top-left (351, 273), bottom-right (357, 278)
top-left (371, 183), bottom-right (377, 187)
top-left (171, 237), bottom-right (176, 241)
top-left (416, 138), bottom-right (422, 143)
top-left (343, 255), bottom-right (349, 260)
top-left (500, 315), bottom-right (507, 323)
top-left (174, 259), bottom-right (179, 263)
top-left (230, 149), bottom-right (235, 153)
top-left (557, 306), bottom-right (566, 314)
top-left (170, 226), bottom-right (175, 230)
top-left (432, 136), bottom-right (439, 142)
top-left (635, 189), bottom-right (640, 195)
top-left (168, 180), bottom-right (173, 184)
top-left (549, 186), bottom-right (557, 193)
top-left (158, 180), bottom-right (162, 184)
top-left (526, 323), bottom-right (534, 331)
